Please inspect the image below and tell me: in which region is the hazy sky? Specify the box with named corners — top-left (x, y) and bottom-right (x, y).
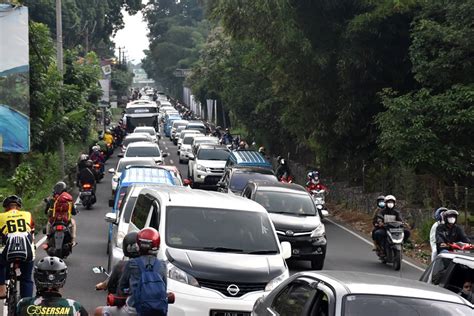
top-left (113, 8), bottom-right (149, 64)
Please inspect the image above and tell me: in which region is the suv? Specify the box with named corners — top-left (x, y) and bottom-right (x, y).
top-left (420, 252), bottom-right (474, 297)
top-left (242, 181), bottom-right (327, 269)
top-left (105, 186), bottom-right (292, 316)
top-left (177, 130), bottom-right (203, 155)
top-left (188, 145), bottom-right (230, 188)
top-left (218, 166), bottom-right (278, 195)
top-left (225, 150), bottom-right (272, 171)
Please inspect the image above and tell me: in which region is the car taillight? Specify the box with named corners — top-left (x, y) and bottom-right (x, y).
top-left (56, 225), bottom-right (64, 231)
top-left (83, 184), bottom-right (92, 189)
top-left (94, 164), bottom-right (100, 168)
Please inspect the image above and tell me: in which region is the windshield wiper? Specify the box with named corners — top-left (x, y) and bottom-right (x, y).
top-left (201, 247), bottom-right (245, 253)
top-left (246, 250), bottom-right (278, 254)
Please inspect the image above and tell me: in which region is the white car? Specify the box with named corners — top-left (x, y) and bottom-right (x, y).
top-left (170, 120), bottom-right (189, 141)
top-left (123, 142), bottom-right (168, 164)
top-left (177, 130), bottom-right (203, 154)
top-left (188, 144), bottom-right (230, 188)
top-left (108, 157), bottom-right (157, 195)
top-left (179, 134), bottom-right (202, 163)
top-left (105, 186), bottom-right (291, 316)
top-left (191, 135), bottom-right (220, 152)
top-left (120, 133), bottom-right (154, 154)
top-left (133, 126), bottom-right (159, 142)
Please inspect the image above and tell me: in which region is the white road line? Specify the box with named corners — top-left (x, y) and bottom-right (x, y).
top-left (327, 219), bottom-right (425, 272)
top-left (165, 147), bottom-right (168, 150)
top-left (35, 235), bottom-right (47, 248)
top-left (170, 159), bottom-right (174, 164)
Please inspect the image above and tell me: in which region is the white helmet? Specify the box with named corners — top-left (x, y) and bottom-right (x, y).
top-left (92, 145), bottom-right (100, 152)
top-left (384, 195), bottom-right (396, 203)
top-left (80, 154), bottom-right (88, 161)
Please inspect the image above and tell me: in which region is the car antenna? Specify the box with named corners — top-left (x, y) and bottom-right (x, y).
top-left (168, 192), bottom-right (172, 202)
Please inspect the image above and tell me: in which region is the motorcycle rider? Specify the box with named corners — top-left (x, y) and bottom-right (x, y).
top-left (237, 140), bottom-right (248, 151)
top-left (44, 182), bottom-right (78, 248)
top-left (90, 145), bottom-right (105, 176)
top-left (78, 160), bottom-right (97, 193)
top-left (16, 256), bottom-right (88, 315)
top-left (371, 195), bottom-right (385, 250)
top-left (221, 128), bottom-right (233, 145)
top-left (118, 227), bottom-right (167, 316)
top-left (430, 207), bottom-right (447, 261)
top-left (0, 195), bottom-right (35, 299)
top-left (212, 126), bottom-right (222, 139)
top-left (372, 195), bottom-right (410, 256)
top-left (94, 232), bottom-right (140, 316)
top-left (275, 156), bottom-right (291, 181)
top-left (305, 171), bottom-right (328, 192)
top-left (436, 209), bottom-right (470, 254)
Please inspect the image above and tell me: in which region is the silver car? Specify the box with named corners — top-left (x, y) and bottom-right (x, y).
top-left (252, 270), bottom-right (473, 315)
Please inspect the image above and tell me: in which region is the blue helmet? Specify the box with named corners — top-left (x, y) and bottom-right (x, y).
top-left (307, 171), bottom-right (319, 180)
top-left (434, 207), bottom-right (448, 222)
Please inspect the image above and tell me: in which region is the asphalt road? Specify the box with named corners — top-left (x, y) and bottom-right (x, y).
top-left (50, 134), bottom-right (426, 313)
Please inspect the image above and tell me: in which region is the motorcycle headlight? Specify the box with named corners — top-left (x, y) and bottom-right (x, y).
top-left (167, 262), bottom-right (200, 287)
top-left (311, 224), bottom-right (325, 238)
top-left (197, 164), bottom-right (207, 172)
top-left (316, 204), bottom-right (323, 210)
top-left (265, 270), bottom-right (289, 292)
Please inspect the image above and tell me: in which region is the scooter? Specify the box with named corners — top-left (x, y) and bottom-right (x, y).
top-left (45, 221), bottom-right (72, 259)
top-left (376, 220), bottom-right (404, 271)
top-left (447, 242), bottom-right (474, 253)
top-left (93, 162), bottom-right (104, 183)
top-left (79, 183), bottom-right (96, 209)
top-left (311, 189), bottom-right (329, 218)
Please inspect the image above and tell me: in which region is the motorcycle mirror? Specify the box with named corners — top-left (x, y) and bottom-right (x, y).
top-left (92, 266), bottom-right (109, 277)
top-left (108, 168), bottom-right (115, 173)
top-left (321, 210), bottom-right (329, 217)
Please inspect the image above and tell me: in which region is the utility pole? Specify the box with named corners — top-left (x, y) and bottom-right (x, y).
top-left (118, 47), bottom-right (122, 64)
top-left (56, 0), bottom-right (65, 178)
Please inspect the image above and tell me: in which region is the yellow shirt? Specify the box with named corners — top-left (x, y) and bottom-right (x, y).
top-left (103, 133), bottom-right (114, 145)
top-left (0, 209), bottom-right (35, 236)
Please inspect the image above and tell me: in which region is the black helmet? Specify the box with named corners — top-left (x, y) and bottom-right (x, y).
top-left (3, 195), bottom-right (22, 208)
top-left (123, 232), bottom-right (140, 258)
top-left (53, 181), bottom-right (67, 195)
top-left (34, 256), bottom-right (68, 291)
top-left (376, 195), bottom-right (385, 202)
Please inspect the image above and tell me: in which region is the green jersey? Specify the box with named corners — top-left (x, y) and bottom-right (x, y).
top-left (16, 292), bottom-right (88, 316)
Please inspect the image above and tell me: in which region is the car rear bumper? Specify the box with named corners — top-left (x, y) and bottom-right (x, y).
top-left (277, 235), bottom-right (327, 259)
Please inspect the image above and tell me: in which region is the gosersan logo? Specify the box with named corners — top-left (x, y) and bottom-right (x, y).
top-left (26, 305), bottom-right (71, 315)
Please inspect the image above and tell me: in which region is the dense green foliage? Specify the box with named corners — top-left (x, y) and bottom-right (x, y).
top-left (111, 63), bottom-right (134, 103)
top-left (185, 0), bottom-right (473, 187)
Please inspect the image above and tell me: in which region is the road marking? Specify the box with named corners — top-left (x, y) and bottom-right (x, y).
top-left (35, 235), bottom-right (47, 247)
top-left (165, 147), bottom-right (168, 150)
top-left (327, 219), bottom-right (425, 272)
top-left (170, 159), bottom-right (174, 164)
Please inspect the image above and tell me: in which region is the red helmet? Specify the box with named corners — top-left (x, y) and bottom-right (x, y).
top-left (137, 227), bottom-right (160, 254)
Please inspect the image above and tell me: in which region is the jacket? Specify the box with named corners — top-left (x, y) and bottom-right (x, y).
top-left (372, 208), bottom-right (403, 226)
top-left (435, 223), bottom-right (470, 252)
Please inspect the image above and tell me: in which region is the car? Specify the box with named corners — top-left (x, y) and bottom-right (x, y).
top-left (242, 181), bottom-right (327, 269)
top-left (106, 183), bottom-right (178, 271)
top-left (179, 134), bottom-right (203, 163)
top-left (188, 145), bottom-right (231, 188)
top-left (420, 252), bottom-right (474, 297)
top-left (133, 126), bottom-right (159, 142)
top-left (105, 186), bottom-right (292, 316)
top-left (177, 130), bottom-right (203, 153)
top-left (108, 157), bottom-right (157, 195)
top-left (190, 135), bottom-right (220, 153)
top-left (185, 121), bottom-right (207, 135)
top-left (225, 150), bottom-right (273, 170)
top-left (120, 133), bottom-right (153, 153)
top-left (164, 115), bottom-right (182, 137)
top-left (158, 165), bottom-right (186, 186)
top-left (124, 100), bottom-right (159, 133)
top-left (170, 119), bottom-right (189, 141)
top-left (172, 125), bottom-right (187, 145)
top-left (123, 141), bottom-right (168, 164)
top-left (252, 270), bottom-right (474, 316)
top-left (218, 166), bottom-right (278, 195)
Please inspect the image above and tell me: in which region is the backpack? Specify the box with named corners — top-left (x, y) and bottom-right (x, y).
top-left (3, 232), bottom-right (34, 262)
top-left (52, 192), bottom-right (73, 223)
top-left (132, 257), bottom-right (167, 316)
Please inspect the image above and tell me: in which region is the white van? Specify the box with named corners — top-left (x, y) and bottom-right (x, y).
top-left (105, 186), bottom-right (291, 316)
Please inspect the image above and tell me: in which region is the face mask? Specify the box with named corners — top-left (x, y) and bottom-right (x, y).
top-left (281, 159), bottom-right (285, 165)
top-left (378, 201), bottom-right (385, 208)
top-left (447, 217), bottom-right (456, 224)
top-left (386, 202), bottom-right (394, 209)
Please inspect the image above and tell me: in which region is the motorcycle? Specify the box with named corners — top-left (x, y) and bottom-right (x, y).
top-left (45, 221), bottom-right (72, 259)
top-left (93, 162), bottom-right (104, 182)
top-left (79, 183), bottom-right (96, 209)
top-left (280, 174), bottom-right (294, 183)
top-left (311, 189), bottom-right (329, 218)
top-left (446, 242), bottom-right (474, 253)
top-left (376, 221), bottom-right (404, 271)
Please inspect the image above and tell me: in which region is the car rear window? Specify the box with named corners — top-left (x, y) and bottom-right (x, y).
top-left (183, 136), bottom-right (195, 145)
top-left (125, 146), bottom-right (161, 157)
top-left (255, 191), bottom-right (316, 216)
top-left (123, 136), bottom-right (150, 147)
top-left (197, 149), bottom-right (230, 160)
top-left (230, 173), bottom-right (278, 191)
top-left (117, 160), bottom-right (155, 172)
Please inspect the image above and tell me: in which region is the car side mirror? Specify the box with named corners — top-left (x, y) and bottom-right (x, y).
top-left (108, 168), bottom-right (115, 174)
top-left (188, 154), bottom-right (195, 160)
top-left (118, 153), bottom-right (124, 158)
top-left (104, 212), bottom-right (118, 224)
top-left (281, 241), bottom-right (292, 260)
top-left (321, 210), bottom-right (329, 218)
top-left (108, 199), bottom-right (114, 208)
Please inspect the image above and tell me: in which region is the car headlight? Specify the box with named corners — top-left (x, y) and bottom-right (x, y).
top-left (311, 224), bottom-right (325, 238)
top-left (167, 261), bottom-right (200, 287)
top-left (197, 164), bottom-right (207, 172)
top-left (265, 270), bottom-right (289, 292)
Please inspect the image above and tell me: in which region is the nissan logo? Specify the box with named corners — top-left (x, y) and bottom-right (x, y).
top-left (286, 230), bottom-right (294, 236)
top-left (227, 284), bottom-right (240, 296)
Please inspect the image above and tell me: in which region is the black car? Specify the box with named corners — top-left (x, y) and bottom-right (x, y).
top-left (242, 181), bottom-right (327, 270)
top-left (217, 166), bottom-right (278, 195)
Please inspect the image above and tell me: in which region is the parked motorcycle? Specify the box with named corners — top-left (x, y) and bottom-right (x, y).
top-left (79, 183), bottom-right (96, 209)
top-left (46, 222), bottom-right (72, 259)
top-left (376, 221), bottom-right (404, 271)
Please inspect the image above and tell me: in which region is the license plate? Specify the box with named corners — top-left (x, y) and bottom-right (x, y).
top-left (389, 228), bottom-right (403, 233)
top-left (81, 191), bottom-right (92, 195)
top-left (210, 311), bottom-right (250, 316)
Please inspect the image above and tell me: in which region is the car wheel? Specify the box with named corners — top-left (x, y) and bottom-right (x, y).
top-left (311, 258), bottom-right (324, 270)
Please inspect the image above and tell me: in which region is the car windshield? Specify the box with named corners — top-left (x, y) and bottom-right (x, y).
top-left (183, 136), bottom-right (195, 145)
top-left (187, 125), bottom-right (206, 133)
top-left (126, 107), bottom-right (157, 114)
top-left (194, 138), bottom-right (219, 146)
top-left (173, 122), bottom-right (187, 129)
top-left (255, 190), bottom-right (316, 216)
top-left (123, 136), bottom-right (150, 147)
top-left (197, 149), bottom-right (230, 160)
top-left (343, 294), bottom-right (473, 316)
top-left (134, 128), bottom-right (156, 136)
top-left (166, 207), bottom-right (279, 253)
top-left (125, 146), bottom-right (161, 157)
top-left (230, 173), bottom-right (277, 191)
top-left (117, 160), bottom-right (155, 172)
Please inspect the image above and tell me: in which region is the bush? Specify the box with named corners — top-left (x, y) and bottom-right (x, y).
top-left (9, 163), bottom-right (41, 196)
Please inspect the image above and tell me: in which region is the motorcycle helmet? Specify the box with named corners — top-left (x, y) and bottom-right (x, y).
top-left (384, 195), bottom-right (396, 209)
top-left (137, 227), bottom-right (161, 254)
top-left (239, 141), bottom-right (246, 149)
top-left (123, 232), bottom-right (140, 258)
top-left (53, 181), bottom-right (67, 195)
top-left (80, 154), bottom-right (89, 161)
top-left (377, 195), bottom-right (385, 208)
top-left (3, 195), bottom-right (22, 208)
top-left (258, 146), bottom-right (265, 154)
top-left (433, 207), bottom-right (448, 222)
top-left (92, 145), bottom-right (100, 152)
top-left (444, 209), bottom-right (459, 225)
top-left (34, 256), bottom-right (68, 291)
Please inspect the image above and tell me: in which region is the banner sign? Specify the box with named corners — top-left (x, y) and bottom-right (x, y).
top-left (0, 5), bottom-right (30, 152)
